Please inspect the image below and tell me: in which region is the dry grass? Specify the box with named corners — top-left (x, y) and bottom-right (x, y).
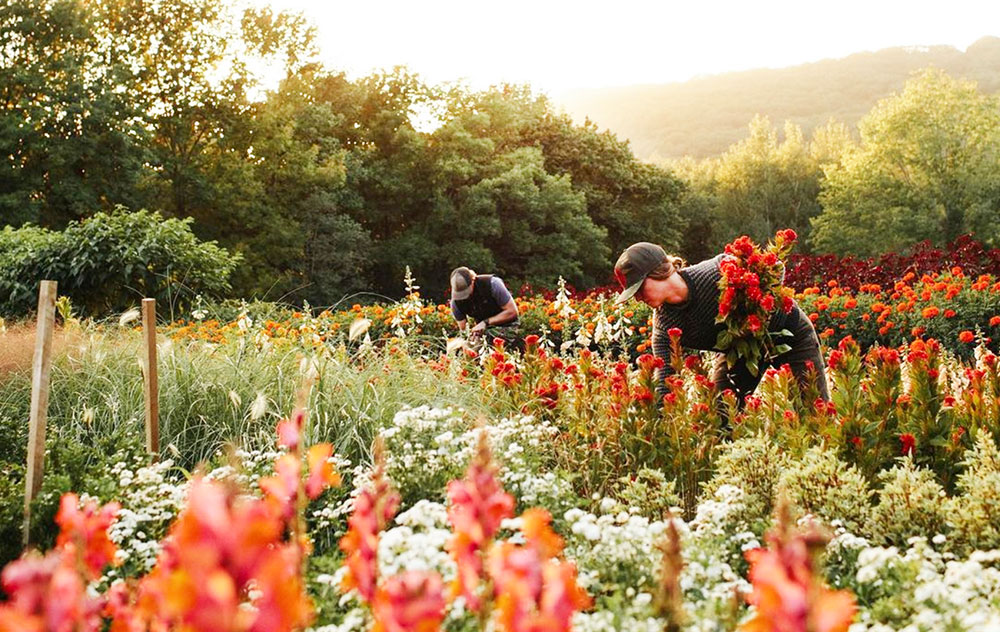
top-left (0, 325), bottom-right (76, 379)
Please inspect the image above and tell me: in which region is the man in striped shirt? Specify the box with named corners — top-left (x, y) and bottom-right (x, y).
top-left (614, 242), bottom-right (829, 407)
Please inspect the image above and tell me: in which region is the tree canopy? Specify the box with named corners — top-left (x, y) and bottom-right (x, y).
top-left (811, 70), bottom-right (1000, 255)
top-left (0, 0), bottom-right (687, 303)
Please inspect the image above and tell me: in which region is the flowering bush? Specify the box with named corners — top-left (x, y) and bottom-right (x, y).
top-left (786, 234), bottom-right (1000, 292)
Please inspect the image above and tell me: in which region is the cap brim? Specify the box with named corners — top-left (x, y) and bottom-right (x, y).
top-left (614, 278), bottom-right (644, 304)
top-left (452, 287), bottom-right (473, 300)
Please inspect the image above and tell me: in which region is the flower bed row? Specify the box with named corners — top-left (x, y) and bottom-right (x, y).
top-left (163, 264), bottom-right (1000, 362)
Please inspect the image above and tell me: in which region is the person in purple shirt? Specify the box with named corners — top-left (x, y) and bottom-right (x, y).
top-left (450, 267), bottom-right (520, 345)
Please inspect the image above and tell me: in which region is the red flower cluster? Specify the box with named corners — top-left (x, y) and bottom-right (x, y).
top-left (489, 509), bottom-right (591, 632)
top-left (340, 465), bottom-right (401, 603)
top-left (785, 234), bottom-right (1000, 292)
top-left (446, 433), bottom-right (516, 611)
top-left (716, 231), bottom-right (798, 375)
top-left (371, 571), bottom-right (446, 632)
top-left (899, 433), bottom-right (917, 456)
top-left (1, 403), bottom-right (344, 632)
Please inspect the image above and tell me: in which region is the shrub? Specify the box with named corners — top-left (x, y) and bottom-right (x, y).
top-left (948, 430), bottom-right (1000, 555)
top-left (0, 208), bottom-right (241, 318)
top-left (611, 467), bottom-right (680, 520)
top-left (778, 446), bottom-right (872, 535)
top-left (868, 457), bottom-right (947, 547)
top-left (703, 432), bottom-right (790, 531)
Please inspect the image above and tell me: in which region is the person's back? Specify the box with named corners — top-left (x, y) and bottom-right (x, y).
top-left (449, 267), bottom-right (520, 348)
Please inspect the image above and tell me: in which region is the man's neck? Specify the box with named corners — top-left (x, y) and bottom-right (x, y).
top-left (662, 272), bottom-right (689, 306)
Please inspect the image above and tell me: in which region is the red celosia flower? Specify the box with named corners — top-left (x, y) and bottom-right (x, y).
top-left (667, 327), bottom-right (682, 340)
top-left (776, 229), bottom-right (797, 244)
top-left (899, 433), bottom-right (916, 456)
top-left (637, 353), bottom-right (665, 372)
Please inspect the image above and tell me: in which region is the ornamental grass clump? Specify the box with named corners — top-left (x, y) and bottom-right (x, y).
top-left (777, 447), bottom-right (872, 536)
top-left (867, 457), bottom-right (947, 548)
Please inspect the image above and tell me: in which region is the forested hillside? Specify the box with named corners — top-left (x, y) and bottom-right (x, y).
top-left (2, 0), bottom-right (998, 308)
top-left (558, 37), bottom-right (1000, 159)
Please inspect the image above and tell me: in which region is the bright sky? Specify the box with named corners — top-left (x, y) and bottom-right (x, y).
top-left (248, 0), bottom-right (997, 95)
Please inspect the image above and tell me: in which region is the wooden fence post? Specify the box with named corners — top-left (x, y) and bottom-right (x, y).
top-left (142, 298), bottom-right (159, 458)
top-left (23, 280), bottom-right (57, 547)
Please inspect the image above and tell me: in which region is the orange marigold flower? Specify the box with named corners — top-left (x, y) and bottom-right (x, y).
top-left (959, 330), bottom-right (975, 344)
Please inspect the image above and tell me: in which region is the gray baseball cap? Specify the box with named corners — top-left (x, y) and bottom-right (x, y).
top-left (614, 242), bottom-right (667, 304)
top-left (450, 267), bottom-right (475, 300)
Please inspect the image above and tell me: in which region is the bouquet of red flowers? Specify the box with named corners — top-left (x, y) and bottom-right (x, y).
top-left (715, 230), bottom-right (798, 376)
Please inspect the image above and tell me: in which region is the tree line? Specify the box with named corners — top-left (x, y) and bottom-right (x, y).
top-left (671, 69), bottom-right (1000, 260)
top-left (2, 0), bottom-right (998, 306)
top-left (0, 0), bottom-right (685, 303)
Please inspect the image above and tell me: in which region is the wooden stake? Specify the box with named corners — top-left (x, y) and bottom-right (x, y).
top-left (23, 280), bottom-right (57, 547)
top-left (142, 298), bottom-right (159, 458)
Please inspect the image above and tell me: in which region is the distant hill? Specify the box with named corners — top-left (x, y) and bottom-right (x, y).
top-left (556, 36), bottom-right (1000, 160)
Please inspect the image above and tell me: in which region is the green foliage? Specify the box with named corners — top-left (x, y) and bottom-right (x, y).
top-left (812, 70), bottom-right (1000, 255)
top-left (868, 457), bottom-right (947, 547)
top-left (947, 430), bottom-right (1000, 555)
top-left (671, 116), bottom-right (848, 258)
top-left (0, 209), bottom-right (241, 317)
top-left (703, 432), bottom-right (791, 530)
top-left (0, 412), bottom-right (142, 570)
top-left (611, 468), bottom-right (680, 520)
top-left (778, 446), bottom-right (872, 534)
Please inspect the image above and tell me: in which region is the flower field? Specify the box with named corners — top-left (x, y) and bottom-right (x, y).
top-left (2, 261), bottom-right (1000, 631)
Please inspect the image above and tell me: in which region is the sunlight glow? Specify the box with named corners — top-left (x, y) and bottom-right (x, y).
top-left (246, 0), bottom-right (995, 95)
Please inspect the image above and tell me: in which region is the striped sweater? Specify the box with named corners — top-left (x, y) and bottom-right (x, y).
top-left (651, 254), bottom-right (802, 379)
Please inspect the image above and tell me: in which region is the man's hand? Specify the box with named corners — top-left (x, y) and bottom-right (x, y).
top-left (470, 319), bottom-right (488, 337)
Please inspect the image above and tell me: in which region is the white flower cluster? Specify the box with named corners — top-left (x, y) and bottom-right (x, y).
top-left (377, 406), bottom-right (566, 511)
top-left (377, 500), bottom-right (455, 581)
top-left (846, 535), bottom-right (1000, 632)
top-left (103, 459), bottom-right (189, 581)
top-left (563, 505), bottom-right (667, 595)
